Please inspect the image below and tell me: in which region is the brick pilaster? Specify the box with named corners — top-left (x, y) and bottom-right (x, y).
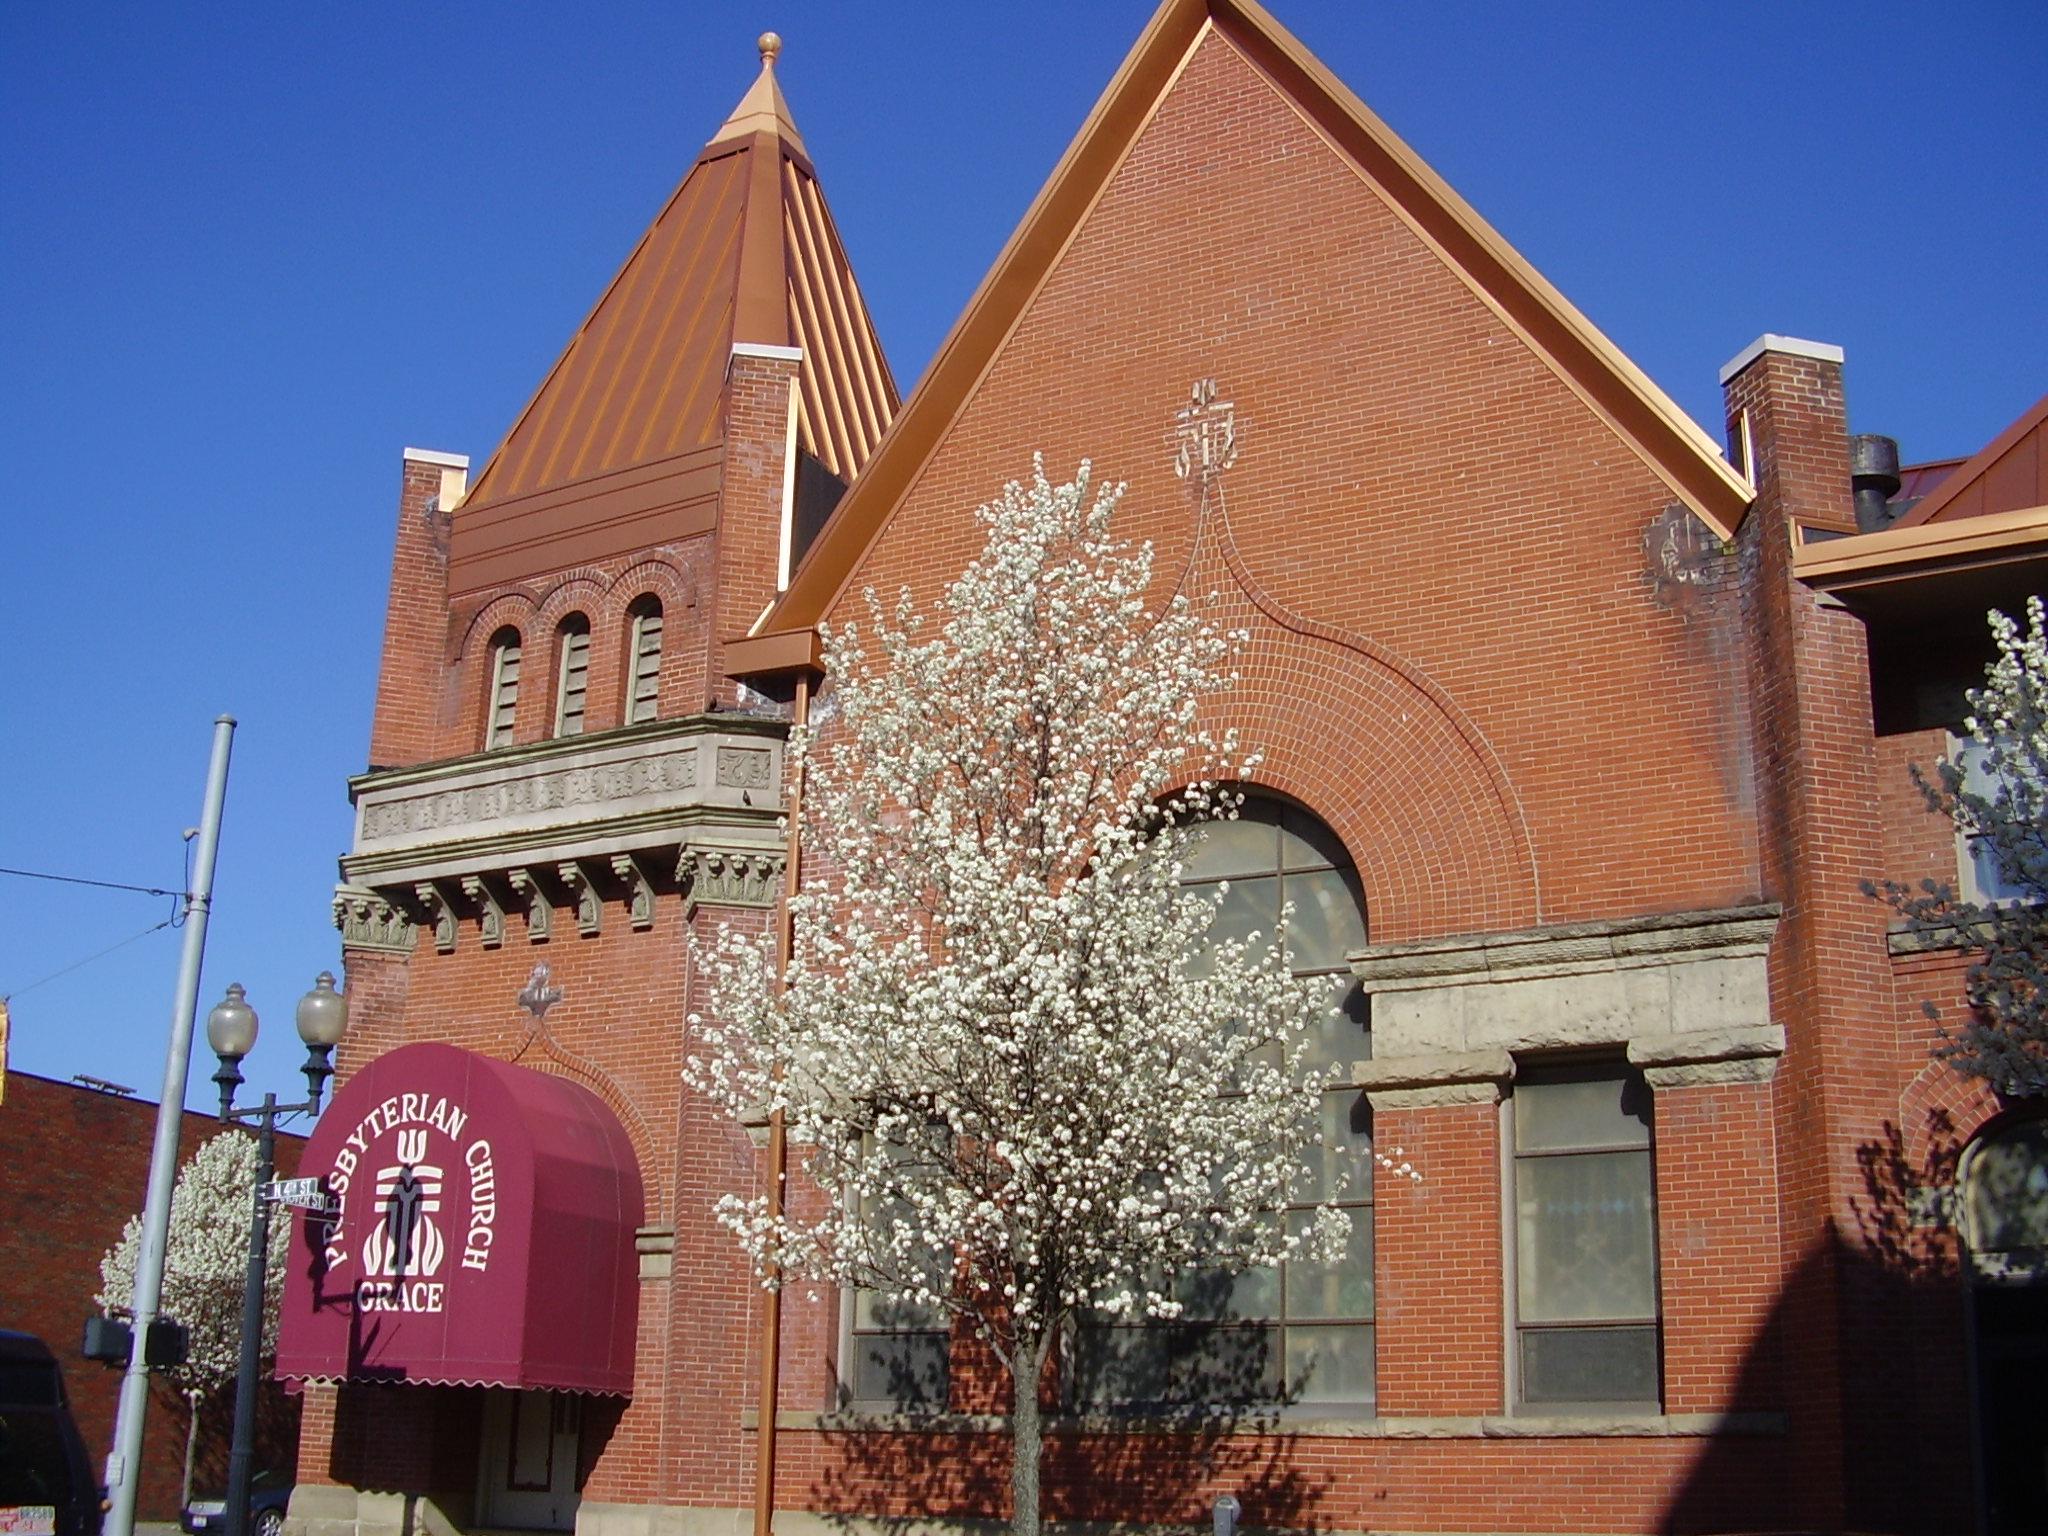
top-left (368, 450), bottom-right (465, 768)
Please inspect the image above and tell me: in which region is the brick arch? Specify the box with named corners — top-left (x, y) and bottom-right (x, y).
top-left (531, 573), bottom-right (607, 633)
top-left (453, 591), bottom-right (543, 752)
top-left (1901, 1056), bottom-right (2006, 1173)
top-left (606, 550), bottom-right (712, 721)
top-left (1169, 493), bottom-right (1541, 941)
top-left (504, 1029), bottom-right (670, 1225)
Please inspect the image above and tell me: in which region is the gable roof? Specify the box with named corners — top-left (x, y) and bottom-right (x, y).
top-left (1892, 392), bottom-right (2048, 528)
top-left (726, 0), bottom-right (1753, 676)
top-left (447, 40), bottom-right (896, 594)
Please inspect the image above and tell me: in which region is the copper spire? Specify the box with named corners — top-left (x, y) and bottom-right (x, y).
top-left (707, 30), bottom-right (806, 155)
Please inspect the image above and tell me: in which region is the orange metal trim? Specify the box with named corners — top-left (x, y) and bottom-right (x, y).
top-left (725, 627), bottom-right (823, 676)
top-left (1891, 392), bottom-right (2048, 529)
top-left (1793, 502), bottom-right (2048, 589)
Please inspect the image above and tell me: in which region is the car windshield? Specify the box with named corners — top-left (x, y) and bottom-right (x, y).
top-left (0, 1412), bottom-right (76, 1504)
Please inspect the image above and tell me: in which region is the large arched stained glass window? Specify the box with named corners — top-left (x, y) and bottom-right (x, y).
top-left (1074, 794), bottom-right (1375, 1409)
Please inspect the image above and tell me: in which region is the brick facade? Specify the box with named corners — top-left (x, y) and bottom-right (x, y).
top-left (296, 7), bottom-right (2030, 1535)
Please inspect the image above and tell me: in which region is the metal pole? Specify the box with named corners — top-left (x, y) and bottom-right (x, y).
top-left (752, 676), bottom-right (808, 1536)
top-left (105, 715), bottom-right (236, 1536)
top-left (222, 1098), bottom-right (275, 1536)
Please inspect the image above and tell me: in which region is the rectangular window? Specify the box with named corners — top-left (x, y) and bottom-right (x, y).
top-left (1952, 735), bottom-right (2032, 905)
top-left (1511, 1063), bottom-right (1659, 1411)
top-left (844, 1152), bottom-right (952, 1411)
top-left (627, 610), bottom-right (662, 724)
top-left (487, 640), bottom-right (521, 749)
top-left (555, 628), bottom-right (590, 737)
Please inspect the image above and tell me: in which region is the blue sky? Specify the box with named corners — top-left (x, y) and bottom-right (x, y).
top-left (3, 0), bottom-right (2044, 1116)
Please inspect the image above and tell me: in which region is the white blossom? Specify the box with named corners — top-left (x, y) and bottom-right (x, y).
top-left (687, 460), bottom-right (1399, 1536)
top-left (1876, 596), bottom-right (2048, 1095)
top-left (98, 1130), bottom-right (287, 1502)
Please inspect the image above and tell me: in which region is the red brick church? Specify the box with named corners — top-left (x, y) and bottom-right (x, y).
top-left (279, 3), bottom-right (2048, 1533)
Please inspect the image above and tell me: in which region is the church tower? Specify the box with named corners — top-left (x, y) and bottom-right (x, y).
top-left (290, 37), bottom-right (894, 1536)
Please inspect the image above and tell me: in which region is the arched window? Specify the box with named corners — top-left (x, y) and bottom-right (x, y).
top-left (485, 627), bottom-right (522, 749)
top-left (1075, 793), bottom-right (1374, 1409)
top-left (625, 596), bottom-right (662, 725)
top-left (1964, 1116), bottom-right (2048, 1280)
top-left (553, 614), bottom-right (591, 737)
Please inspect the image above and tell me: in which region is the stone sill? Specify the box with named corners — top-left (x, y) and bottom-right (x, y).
top-left (741, 1407), bottom-right (1784, 1440)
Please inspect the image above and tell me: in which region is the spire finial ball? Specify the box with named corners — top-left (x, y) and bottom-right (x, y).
top-left (758, 32), bottom-right (782, 67)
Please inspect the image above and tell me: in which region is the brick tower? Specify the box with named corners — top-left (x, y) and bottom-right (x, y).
top-left (290, 36), bottom-right (895, 1536)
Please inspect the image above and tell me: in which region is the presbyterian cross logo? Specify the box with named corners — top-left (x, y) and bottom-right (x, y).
top-left (363, 1127), bottom-right (446, 1278)
top-left (1173, 378), bottom-right (1238, 484)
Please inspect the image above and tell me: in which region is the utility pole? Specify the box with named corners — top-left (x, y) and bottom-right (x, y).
top-left (104, 716), bottom-right (236, 1536)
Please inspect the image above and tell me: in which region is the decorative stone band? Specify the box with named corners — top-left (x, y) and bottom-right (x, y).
top-left (331, 884), bottom-right (417, 954)
top-left (1354, 1048), bottom-right (1514, 1110)
top-left (344, 715), bottom-right (787, 887)
top-left (1626, 1023), bottom-right (1787, 1087)
top-left (1351, 904), bottom-right (1781, 1061)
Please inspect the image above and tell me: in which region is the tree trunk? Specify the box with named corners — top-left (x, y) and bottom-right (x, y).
top-left (1009, 1333), bottom-right (1051, 1536)
top-left (180, 1391), bottom-right (201, 1507)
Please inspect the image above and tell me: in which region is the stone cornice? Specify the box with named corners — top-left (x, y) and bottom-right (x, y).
top-left (347, 713), bottom-right (786, 799)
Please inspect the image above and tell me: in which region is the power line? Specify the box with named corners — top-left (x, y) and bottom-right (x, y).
top-left (0, 863), bottom-right (186, 900)
top-left (1, 914), bottom-right (180, 1002)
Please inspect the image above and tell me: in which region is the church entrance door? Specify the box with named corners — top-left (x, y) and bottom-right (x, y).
top-left (478, 1390), bottom-right (581, 1531)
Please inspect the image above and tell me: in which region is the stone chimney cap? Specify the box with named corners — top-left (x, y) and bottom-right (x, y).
top-left (403, 447), bottom-right (471, 469)
top-left (1718, 334), bottom-right (1845, 386)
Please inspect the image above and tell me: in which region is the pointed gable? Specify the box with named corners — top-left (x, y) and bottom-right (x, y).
top-left (447, 37), bottom-right (896, 596)
top-left (730, 0), bottom-right (1750, 674)
top-left (1893, 392), bottom-right (2048, 527)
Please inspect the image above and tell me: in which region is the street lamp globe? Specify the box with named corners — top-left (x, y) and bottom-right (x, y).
top-left (294, 970), bottom-right (349, 1112)
top-left (295, 971), bottom-right (348, 1048)
top-left (206, 982), bottom-right (258, 1120)
top-left (206, 981), bottom-right (259, 1059)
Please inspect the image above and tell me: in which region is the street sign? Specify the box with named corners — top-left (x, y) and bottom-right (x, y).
top-left (265, 1177), bottom-right (334, 1212)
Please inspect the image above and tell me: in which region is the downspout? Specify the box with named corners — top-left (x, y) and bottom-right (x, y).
top-left (754, 670), bottom-right (809, 1536)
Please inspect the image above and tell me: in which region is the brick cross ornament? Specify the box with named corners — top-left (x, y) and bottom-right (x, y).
top-left (1173, 378), bottom-right (1238, 485)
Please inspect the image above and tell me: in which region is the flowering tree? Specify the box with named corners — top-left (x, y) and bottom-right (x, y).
top-left (99, 1131), bottom-right (287, 1505)
top-left (1877, 597), bottom-right (2048, 1096)
top-left (690, 461), bottom-right (1399, 1536)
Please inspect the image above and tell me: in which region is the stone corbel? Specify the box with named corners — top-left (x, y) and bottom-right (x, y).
top-left (1354, 1049), bottom-right (1515, 1111)
top-left (677, 842), bottom-right (786, 914)
top-left (460, 875), bottom-right (508, 949)
top-left (635, 1225), bottom-right (676, 1281)
top-left (611, 853), bottom-right (658, 931)
top-left (558, 860), bottom-right (604, 937)
top-left (507, 867), bottom-right (553, 943)
top-left (1626, 1023), bottom-right (1786, 1088)
top-left (413, 880), bottom-right (459, 954)
top-left (331, 883), bottom-right (416, 955)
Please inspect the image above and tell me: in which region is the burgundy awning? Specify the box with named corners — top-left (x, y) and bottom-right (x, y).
top-left (276, 1043), bottom-right (643, 1395)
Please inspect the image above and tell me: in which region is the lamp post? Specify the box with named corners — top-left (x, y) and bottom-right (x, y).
top-left (205, 972), bottom-right (349, 1536)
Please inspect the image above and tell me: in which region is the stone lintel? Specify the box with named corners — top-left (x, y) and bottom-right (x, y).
top-left (1353, 905), bottom-right (1781, 1060)
top-left (1352, 904), bottom-right (1780, 990)
top-left (1627, 1023), bottom-right (1785, 1088)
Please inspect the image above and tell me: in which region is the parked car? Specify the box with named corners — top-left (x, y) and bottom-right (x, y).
top-left (0, 1331), bottom-right (102, 1536)
top-left (181, 1471), bottom-right (291, 1536)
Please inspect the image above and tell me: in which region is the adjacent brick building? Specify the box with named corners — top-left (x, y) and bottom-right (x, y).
top-left (0, 1071), bottom-right (304, 1520)
top-left (281, 4), bottom-right (2047, 1534)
